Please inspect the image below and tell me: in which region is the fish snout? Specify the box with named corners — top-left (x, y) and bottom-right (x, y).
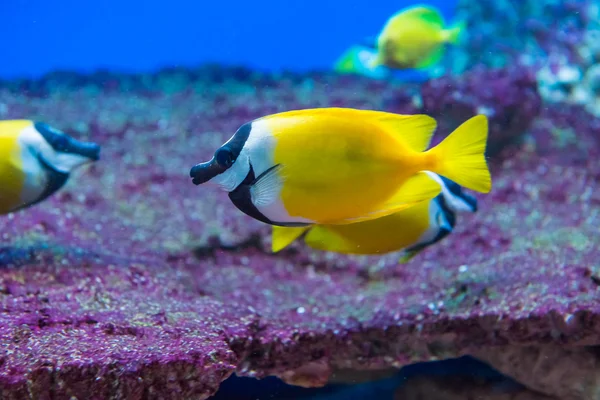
top-left (66, 138), bottom-right (101, 162)
top-left (190, 164), bottom-right (203, 181)
top-left (80, 141), bottom-right (101, 161)
top-left (190, 159), bottom-right (223, 185)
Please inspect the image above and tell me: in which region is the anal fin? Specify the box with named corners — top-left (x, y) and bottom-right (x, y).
top-left (304, 225), bottom-right (360, 254)
top-left (271, 225), bottom-right (310, 253)
top-left (398, 248), bottom-right (422, 263)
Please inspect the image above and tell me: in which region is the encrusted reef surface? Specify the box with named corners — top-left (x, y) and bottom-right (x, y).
top-left (449, 0), bottom-right (600, 118)
top-left (0, 65), bottom-right (599, 399)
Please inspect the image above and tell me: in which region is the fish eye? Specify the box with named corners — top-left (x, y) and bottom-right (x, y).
top-left (215, 147), bottom-right (235, 168)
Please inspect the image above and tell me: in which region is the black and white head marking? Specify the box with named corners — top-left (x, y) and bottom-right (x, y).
top-left (404, 194), bottom-right (455, 256)
top-left (190, 120), bottom-right (314, 226)
top-left (20, 155), bottom-right (70, 209)
top-left (424, 172), bottom-right (477, 213)
top-left (10, 122), bottom-right (100, 212)
top-left (30, 122), bottom-right (100, 174)
top-left (228, 164), bottom-right (312, 227)
top-left (436, 175), bottom-right (478, 213)
top-left (35, 122), bottom-right (100, 162)
top-left (189, 122), bottom-right (252, 188)
top-left (404, 172), bottom-right (478, 256)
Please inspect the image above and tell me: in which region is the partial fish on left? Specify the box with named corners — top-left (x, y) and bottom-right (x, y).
top-left (270, 173), bottom-right (477, 262)
top-left (0, 120), bottom-right (100, 215)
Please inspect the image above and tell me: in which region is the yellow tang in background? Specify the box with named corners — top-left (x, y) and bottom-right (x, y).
top-left (370, 5), bottom-right (465, 70)
top-left (190, 107), bottom-right (491, 227)
top-left (0, 120), bottom-right (100, 215)
top-left (270, 173), bottom-right (478, 262)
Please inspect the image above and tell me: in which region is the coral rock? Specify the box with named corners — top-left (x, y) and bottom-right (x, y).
top-left (421, 66), bottom-right (542, 156)
top-left (0, 67), bottom-right (598, 398)
top-left (473, 345), bottom-right (600, 400)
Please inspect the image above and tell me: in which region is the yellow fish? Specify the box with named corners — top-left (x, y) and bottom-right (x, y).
top-left (370, 5), bottom-right (465, 70)
top-left (270, 173), bottom-right (477, 262)
top-left (0, 120), bottom-right (100, 215)
top-left (190, 108), bottom-right (491, 227)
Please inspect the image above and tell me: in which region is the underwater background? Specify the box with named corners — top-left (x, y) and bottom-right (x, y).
top-left (3, 0), bottom-right (454, 78)
top-left (2, 0), bottom-right (600, 399)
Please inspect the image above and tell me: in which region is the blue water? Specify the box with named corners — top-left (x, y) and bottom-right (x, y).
top-left (3, 0), bottom-right (456, 79)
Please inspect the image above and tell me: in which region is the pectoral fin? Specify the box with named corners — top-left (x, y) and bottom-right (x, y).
top-left (250, 164), bottom-right (283, 207)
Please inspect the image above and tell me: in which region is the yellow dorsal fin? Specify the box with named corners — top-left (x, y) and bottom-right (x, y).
top-left (271, 226), bottom-right (310, 253)
top-left (258, 108), bottom-right (437, 152)
top-left (258, 107), bottom-right (394, 121)
top-left (398, 5), bottom-right (444, 27)
top-left (335, 171), bottom-right (442, 225)
top-left (371, 114), bottom-right (437, 152)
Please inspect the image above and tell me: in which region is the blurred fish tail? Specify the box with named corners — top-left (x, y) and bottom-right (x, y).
top-left (334, 53), bottom-right (354, 73)
top-left (442, 20), bottom-right (465, 44)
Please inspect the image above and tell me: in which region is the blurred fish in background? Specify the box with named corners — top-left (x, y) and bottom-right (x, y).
top-left (369, 5), bottom-right (464, 70)
top-left (332, 4), bottom-right (463, 81)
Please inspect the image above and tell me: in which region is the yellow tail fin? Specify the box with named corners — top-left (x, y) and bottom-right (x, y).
top-left (442, 21), bottom-right (465, 44)
top-left (426, 115), bottom-right (492, 194)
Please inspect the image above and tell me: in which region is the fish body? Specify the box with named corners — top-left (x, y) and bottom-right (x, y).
top-left (0, 120), bottom-right (100, 215)
top-left (371, 5), bottom-right (464, 70)
top-left (190, 108), bottom-right (491, 227)
top-left (270, 174), bottom-right (477, 261)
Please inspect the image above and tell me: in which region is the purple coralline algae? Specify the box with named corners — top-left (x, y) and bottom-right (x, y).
top-left (420, 65), bottom-right (542, 156)
top-left (0, 61), bottom-right (599, 399)
top-left (450, 0), bottom-right (600, 118)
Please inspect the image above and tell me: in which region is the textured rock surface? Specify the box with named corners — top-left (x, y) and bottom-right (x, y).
top-left (420, 66), bottom-right (542, 156)
top-left (474, 346), bottom-right (600, 400)
top-left (450, 0), bottom-right (594, 70)
top-left (449, 0), bottom-right (600, 117)
top-left (0, 67), bottom-right (599, 398)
